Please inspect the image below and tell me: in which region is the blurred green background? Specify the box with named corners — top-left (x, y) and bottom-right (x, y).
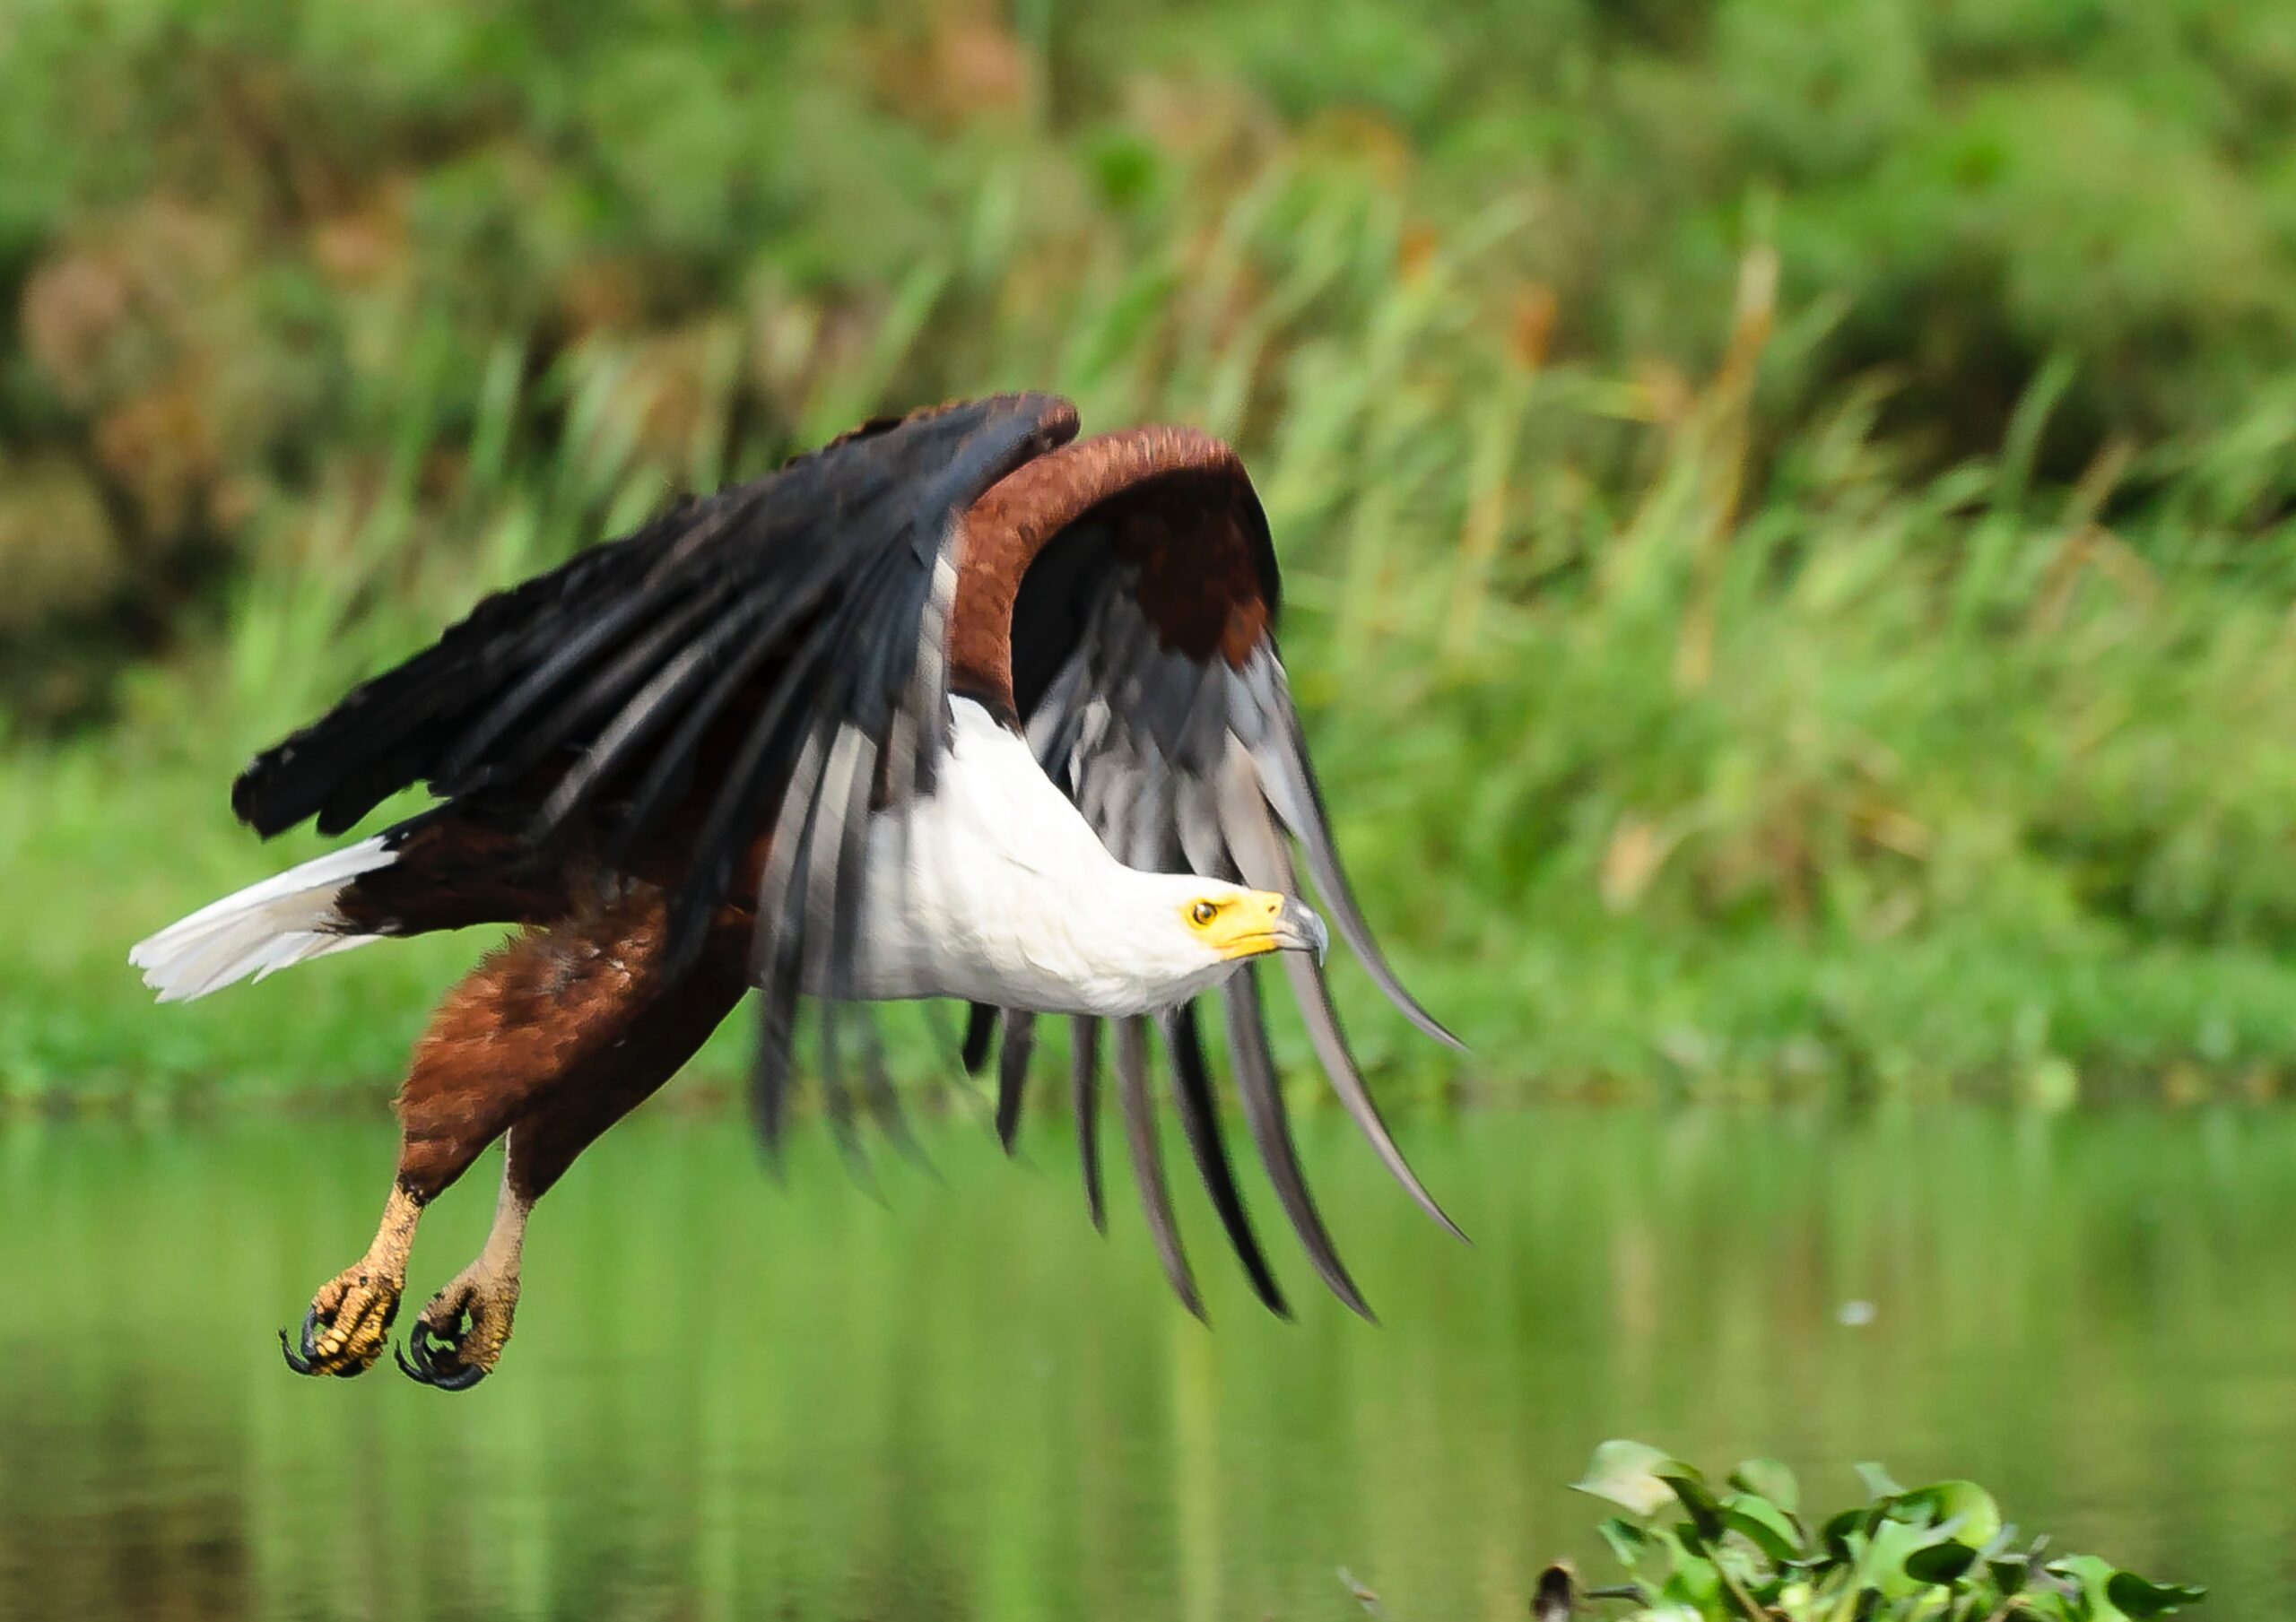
top-left (8, 0), bottom-right (2296, 1106)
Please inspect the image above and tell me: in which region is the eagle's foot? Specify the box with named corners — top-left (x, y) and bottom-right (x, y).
top-left (280, 1182), bottom-right (424, 1379)
top-left (395, 1265), bottom-right (519, 1392)
top-left (280, 1264), bottom-right (404, 1377)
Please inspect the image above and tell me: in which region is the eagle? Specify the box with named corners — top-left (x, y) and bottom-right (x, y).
top-left (131, 394), bottom-right (1461, 1389)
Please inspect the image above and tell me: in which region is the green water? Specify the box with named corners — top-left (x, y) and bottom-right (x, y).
top-left (1, 1107), bottom-right (2289, 1620)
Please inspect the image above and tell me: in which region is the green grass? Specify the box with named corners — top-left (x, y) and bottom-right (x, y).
top-left (12, 0), bottom-right (2296, 715)
top-left (9, 1), bottom-right (2296, 1106)
top-left (12, 244), bottom-right (2296, 1106)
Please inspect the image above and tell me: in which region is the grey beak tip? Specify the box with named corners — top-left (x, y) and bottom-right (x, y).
top-left (1274, 896), bottom-right (1330, 962)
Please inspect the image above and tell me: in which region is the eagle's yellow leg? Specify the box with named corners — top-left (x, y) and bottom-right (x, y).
top-left (282, 1183), bottom-right (423, 1377)
top-left (397, 1157), bottom-right (530, 1391)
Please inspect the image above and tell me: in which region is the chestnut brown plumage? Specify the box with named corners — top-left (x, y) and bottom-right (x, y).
top-left (137, 393), bottom-right (1459, 1387)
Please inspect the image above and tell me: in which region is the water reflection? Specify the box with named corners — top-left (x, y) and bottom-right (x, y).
top-left (2, 1108), bottom-right (2290, 1619)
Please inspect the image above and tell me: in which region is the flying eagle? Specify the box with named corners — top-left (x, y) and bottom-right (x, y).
top-left (131, 394), bottom-right (1460, 1389)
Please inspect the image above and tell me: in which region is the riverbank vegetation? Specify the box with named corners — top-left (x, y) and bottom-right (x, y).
top-left (7, 1), bottom-right (2296, 1106)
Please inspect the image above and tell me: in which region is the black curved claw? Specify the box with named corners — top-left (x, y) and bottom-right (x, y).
top-left (395, 1319), bottom-right (487, 1392)
top-left (279, 1305), bottom-right (326, 1375)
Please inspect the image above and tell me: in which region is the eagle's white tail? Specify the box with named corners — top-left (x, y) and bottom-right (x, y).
top-left (129, 837), bottom-right (399, 1003)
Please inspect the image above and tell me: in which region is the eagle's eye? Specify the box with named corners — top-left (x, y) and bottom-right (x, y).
top-left (1189, 899), bottom-right (1220, 927)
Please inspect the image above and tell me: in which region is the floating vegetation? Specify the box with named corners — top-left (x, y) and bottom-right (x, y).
top-left (1557, 1440), bottom-right (2205, 1621)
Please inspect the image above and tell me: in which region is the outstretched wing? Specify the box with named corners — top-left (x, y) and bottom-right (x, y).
top-left (953, 428), bottom-right (1465, 1322)
top-left (231, 393), bottom-right (1082, 1136)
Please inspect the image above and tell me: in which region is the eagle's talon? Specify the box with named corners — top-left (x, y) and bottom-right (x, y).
top-left (396, 1326), bottom-right (488, 1391)
top-left (396, 1316), bottom-right (489, 1391)
top-left (278, 1304), bottom-right (333, 1373)
top-left (396, 1273), bottom-right (515, 1391)
top-left (281, 1267), bottom-right (402, 1378)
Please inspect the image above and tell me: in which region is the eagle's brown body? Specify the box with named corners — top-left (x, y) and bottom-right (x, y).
top-left (395, 882), bottom-right (749, 1198)
top-left (144, 395), bottom-right (1453, 1387)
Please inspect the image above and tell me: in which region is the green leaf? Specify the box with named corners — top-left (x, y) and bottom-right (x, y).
top-left (2051, 1555), bottom-right (2128, 1620)
top-left (1856, 1462), bottom-right (1906, 1501)
top-left (1573, 1440), bottom-right (1679, 1518)
top-left (1858, 1515), bottom-right (1938, 1601)
top-left (1657, 1551), bottom-right (1722, 1611)
top-left (1821, 1506), bottom-right (1883, 1564)
top-left (1729, 1457), bottom-right (1801, 1515)
top-left (1723, 1493), bottom-right (1803, 1564)
top-left (1893, 1480), bottom-right (2005, 1548)
top-left (2106, 1573), bottom-right (2207, 1617)
top-left (2014, 1590), bottom-right (2078, 1622)
top-left (1659, 1464), bottom-right (1728, 1542)
top-left (1905, 1540), bottom-right (1979, 1584)
top-left (1597, 1517), bottom-right (1649, 1570)
top-left (1989, 1555), bottom-right (2031, 1595)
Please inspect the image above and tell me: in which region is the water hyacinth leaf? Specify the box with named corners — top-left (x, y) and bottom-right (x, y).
top-left (1574, 1440), bottom-right (1682, 1519)
top-left (1856, 1462), bottom-right (1908, 1501)
top-left (1822, 1505), bottom-right (1883, 1564)
top-left (1893, 1480), bottom-right (2004, 1548)
top-left (1657, 1550), bottom-right (1723, 1613)
top-left (1646, 1526), bottom-right (1715, 1590)
top-left (1729, 1456), bottom-right (1801, 1516)
top-left (1715, 1543), bottom-right (1778, 1609)
top-left (1566, 1448), bottom-right (2202, 1621)
top-left (2051, 1555), bottom-right (2127, 1616)
top-left (1597, 1517), bottom-right (1651, 1570)
top-left (2106, 1571), bottom-right (2208, 1617)
top-left (1861, 1515), bottom-right (1942, 1601)
top-left (1990, 1555), bottom-right (2032, 1594)
top-left (1904, 1540), bottom-right (1980, 1584)
top-left (1722, 1493), bottom-right (1802, 1563)
top-left (1658, 1463), bottom-right (1728, 1542)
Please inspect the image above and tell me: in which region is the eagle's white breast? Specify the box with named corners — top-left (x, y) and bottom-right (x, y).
top-left (835, 698), bottom-right (1239, 1017)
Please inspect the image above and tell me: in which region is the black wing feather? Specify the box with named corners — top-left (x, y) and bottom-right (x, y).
top-left (1161, 1002), bottom-right (1289, 1318)
top-left (1114, 1015), bottom-right (1203, 1320)
top-left (1222, 964), bottom-right (1374, 1321)
top-left (995, 1010), bottom-right (1036, 1151)
top-left (237, 395), bottom-right (1074, 854)
top-left (961, 1004), bottom-right (997, 1076)
top-left (1071, 1016), bottom-right (1108, 1233)
top-left (996, 457), bottom-right (1461, 1318)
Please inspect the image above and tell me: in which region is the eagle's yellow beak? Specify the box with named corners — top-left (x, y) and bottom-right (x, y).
top-left (1207, 891), bottom-right (1328, 962)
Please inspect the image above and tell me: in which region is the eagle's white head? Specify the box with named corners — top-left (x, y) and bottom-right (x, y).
top-left (845, 700), bottom-right (1331, 1018)
top-left (1039, 872), bottom-right (1328, 1017)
